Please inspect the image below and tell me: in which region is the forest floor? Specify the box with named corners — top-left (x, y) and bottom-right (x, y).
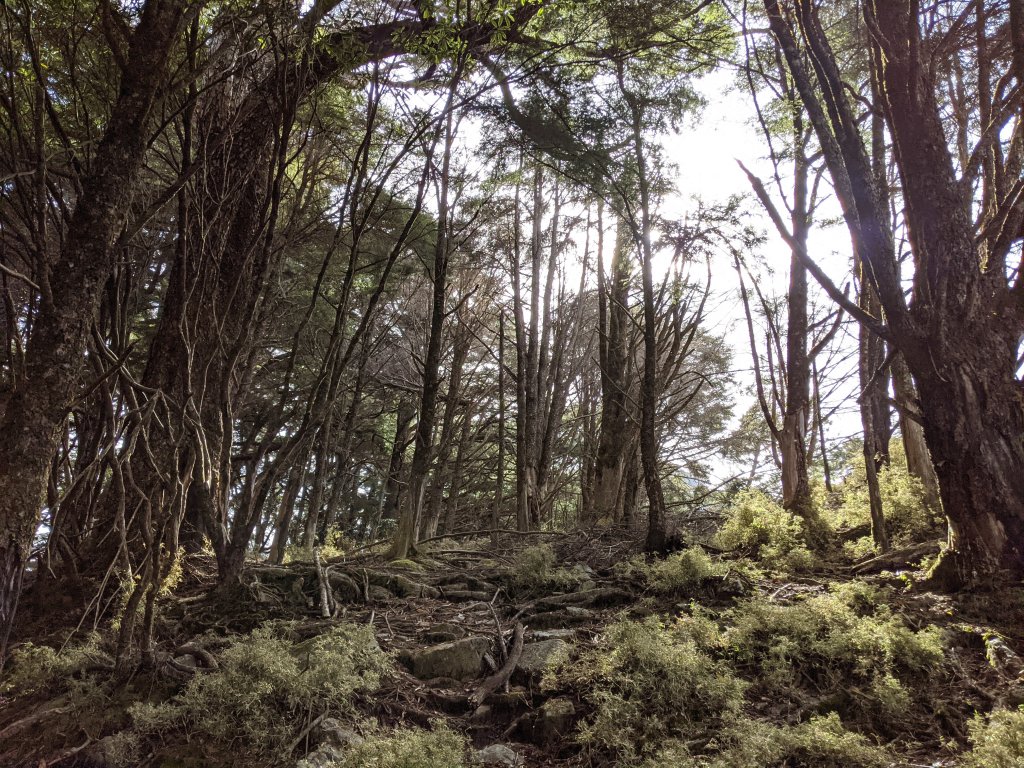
top-left (2, 529), bottom-right (1023, 767)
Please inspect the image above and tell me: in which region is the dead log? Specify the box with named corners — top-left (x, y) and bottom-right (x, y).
top-left (850, 540), bottom-right (940, 575)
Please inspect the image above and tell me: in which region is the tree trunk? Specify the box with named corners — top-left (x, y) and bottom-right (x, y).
top-left (0, 0), bottom-right (186, 654)
top-left (592, 219), bottom-right (634, 524)
top-left (890, 355), bottom-right (941, 512)
top-left (389, 104), bottom-right (457, 560)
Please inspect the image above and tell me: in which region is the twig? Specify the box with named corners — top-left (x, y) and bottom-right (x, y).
top-left (287, 711), bottom-right (328, 755)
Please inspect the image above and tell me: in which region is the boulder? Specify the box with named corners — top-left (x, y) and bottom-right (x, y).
top-left (513, 639), bottom-right (571, 684)
top-left (516, 697), bottom-right (577, 745)
top-left (529, 629), bottom-right (576, 641)
top-left (476, 743), bottom-right (524, 766)
top-left (400, 636), bottom-right (491, 681)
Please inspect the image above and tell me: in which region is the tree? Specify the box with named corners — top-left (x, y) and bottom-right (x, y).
top-left (762, 0), bottom-right (1024, 583)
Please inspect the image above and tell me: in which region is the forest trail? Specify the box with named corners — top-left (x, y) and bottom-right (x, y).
top-left (2, 531), bottom-right (1023, 767)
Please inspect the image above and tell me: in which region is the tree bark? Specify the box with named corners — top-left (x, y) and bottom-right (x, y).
top-left (0, 0), bottom-right (186, 655)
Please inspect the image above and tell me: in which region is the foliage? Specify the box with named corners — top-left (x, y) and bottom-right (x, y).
top-left (715, 490), bottom-right (815, 572)
top-left (327, 722), bottom-right (469, 768)
top-left (962, 706), bottom-right (1024, 767)
top-left (509, 543), bottom-right (586, 593)
top-left (562, 616), bottom-right (745, 760)
top-left (821, 439), bottom-right (941, 551)
top-left (1, 633), bottom-right (109, 696)
top-left (723, 583), bottom-right (945, 726)
top-left (640, 713), bottom-right (890, 768)
top-left (129, 623), bottom-right (389, 758)
top-left (614, 547), bottom-right (728, 595)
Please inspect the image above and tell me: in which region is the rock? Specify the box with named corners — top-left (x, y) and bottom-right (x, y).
top-left (315, 717), bottom-right (364, 748)
top-left (389, 558), bottom-right (426, 571)
top-left (366, 570), bottom-right (441, 599)
top-left (476, 743), bottom-right (524, 766)
top-left (367, 584), bottom-right (393, 601)
top-left (327, 571), bottom-right (361, 601)
top-left (513, 639), bottom-right (571, 684)
top-left (400, 636), bottom-right (491, 680)
top-left (296, 745), bottom-right (344, 768)
top-left (517, 697), bottom-right (577, 745)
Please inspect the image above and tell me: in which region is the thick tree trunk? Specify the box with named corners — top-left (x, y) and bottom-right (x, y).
top-left (592, 220), bottom-right (634, 524)
top-left (913, 338), bottom-right (1024, 583)
top-left (0, 0), bottom-right (186, 654)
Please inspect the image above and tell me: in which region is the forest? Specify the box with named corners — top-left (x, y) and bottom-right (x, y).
top-left (2, 0), bottom-right (1024, 766)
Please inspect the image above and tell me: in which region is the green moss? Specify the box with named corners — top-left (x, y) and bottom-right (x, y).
top-left (615, 548), bottom-right (729, 596)
top-left (2, 633), bottom-right (109, 697)
top-left (389, 558), bottom-right (426, 571)
top-left (723, 584), bottom-right (944, 725)
top-left (508, 543), bottom-right (585, 593)
top-left (962, 706), bottom-right (1024, 767)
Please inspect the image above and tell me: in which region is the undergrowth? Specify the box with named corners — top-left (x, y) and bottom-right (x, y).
top-left (639, 712), bottom-right (890, 767)
top-left (325, 722), bottom-right (469, 767)
top-left (962, 705), bottom-right (1024, 767)
top-left (509, 543), bottom-right (587, 593)
top-left (128, 623), bottom-right (389, 759)
top-left (558, 615), bottom-right (746, 761)
top-left (723, 582), bottom-right (945, 730)
top-left (715, 490), bottom-right (815, 573)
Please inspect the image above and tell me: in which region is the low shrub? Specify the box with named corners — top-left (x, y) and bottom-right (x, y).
top-left (509, 543), bottom-right (586, 593)
top-left (328, 722), bottom-right (469, 768)
top-left (961, 706), bottom-right (1024, 767)
top-left (641, 713), bottom-right (890, 768)
top-left (130, 623), bottom-right (389, 759)
top-left (2, 633), bottom-right (109, 697)
top-left (723, 583), bottom-right (944, 726)
top-left (823, 440), bottom-right (941, 549)
top-left (562, 616), bottom-right (746, 761)
top-left (715, 490), bottom-right (816, 572)
top-left (614, 548), bottom-right (729, 596)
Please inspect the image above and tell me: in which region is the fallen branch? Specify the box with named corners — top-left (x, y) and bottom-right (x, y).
top-left (470, 622), bottom-right (524, 709)
top-left (850, 540), bottom-right (940, 575)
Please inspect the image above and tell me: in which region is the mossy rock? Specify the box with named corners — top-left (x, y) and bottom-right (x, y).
top-left (400, 636), bottom-right (491, 681)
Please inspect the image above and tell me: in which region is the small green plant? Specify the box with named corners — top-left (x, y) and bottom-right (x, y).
top-left (640, 713), bottom-right (890, 768)
top-left (715, 490), bottom-right (816, 572)
top-left (2, 634), bottom-right (109, 696)
top-left (509, 543), bottom-right (585, 592)
top-left (823, 439), bottom-right (940, 548)
top-left (723, 584), bottom-right (944, 727)
top-left (130, 623), bottom-right (389, 759)
top-left (329, 722), bottom-right (469, 767)
top-left (561, 616), bottom-right (745, 761)
top-left (615, 548), bottom-right (729, 595)
top-left (962, 706), bottom-right (1024, 767)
